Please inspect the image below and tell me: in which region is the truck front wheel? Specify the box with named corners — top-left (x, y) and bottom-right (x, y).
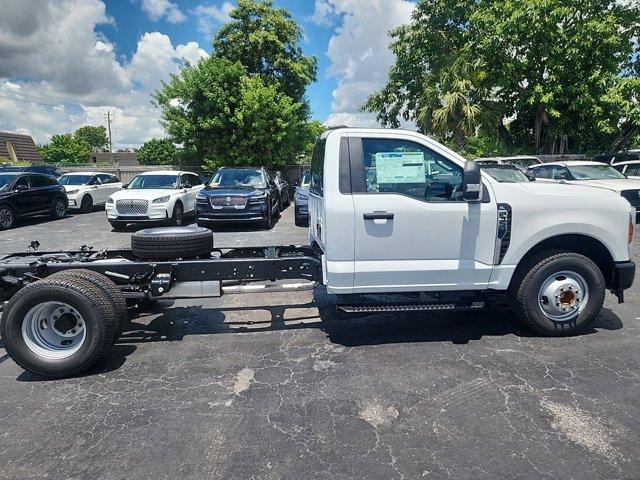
top-left (510, 250), bottom-right (605, 336)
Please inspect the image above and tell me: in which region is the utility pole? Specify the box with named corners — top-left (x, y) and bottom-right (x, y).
top-left (106, 110), bottom-right (113, 153)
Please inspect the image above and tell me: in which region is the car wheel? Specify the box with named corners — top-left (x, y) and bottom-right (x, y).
top-left (167, 202), bottom-right (184, 226)
top-left (0, 204), bottom-right (15, 230)
top-left (51, 197), bottom-right (67, 219)
top-left (79, 194), bottom-right (93, 214)
top-left (263, 204), bottom-right (273, 229)
top-left (1, 277), bottom-right (118, 378)
top-left (109, 221), bottom-right (127, 231)
top-left (509, 250), bottom-right (605, 336)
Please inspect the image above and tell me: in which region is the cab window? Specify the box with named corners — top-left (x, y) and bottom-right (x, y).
top-left (310, 139), bottom-right (326, 196)
top-left (14, 176), bottom-right (30, 189)
top-left (357, 138), bottom-right (463, 202)
top-left (624, 165), bottom-right (640, 176)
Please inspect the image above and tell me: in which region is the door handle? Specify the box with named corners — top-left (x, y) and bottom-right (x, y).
top-left (363, 211), bottom-right (394, 220)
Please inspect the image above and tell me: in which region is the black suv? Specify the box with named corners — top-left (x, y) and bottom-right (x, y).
top-left (0, 172), bottom-right (68, 230)
top-left (196, 167), bottom-right (280, 229)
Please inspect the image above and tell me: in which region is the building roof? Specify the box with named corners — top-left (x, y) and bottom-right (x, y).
top-left (0, 131), bottom-right (42, 163)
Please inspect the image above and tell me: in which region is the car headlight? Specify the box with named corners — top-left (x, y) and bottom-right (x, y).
top-left (196, 193), bottom-right (206, 200)
top-left (249, 193), bottom-right (267, 203)
top-left (106, 197), bottom-right (114, 204)
top-left (295, 192), bottom-right (308, 201)
top-left (153, 196), bottom-right (170, 204)
top-left (67, 189), bottom-right (79, 195)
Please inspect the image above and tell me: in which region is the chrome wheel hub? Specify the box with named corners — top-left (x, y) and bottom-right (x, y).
top-left (21, 302), bottom-right (86, 359)
top-left (0, 208), bottom-right (12, 227)
top-left (538, 271), bottom-right (589, 321)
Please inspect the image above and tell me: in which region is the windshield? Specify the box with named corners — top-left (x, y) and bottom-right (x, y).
top-left (482, 165), bottom-right (532, 183)
top-left (505, 158), bottom-right (539, 168)
top-left (300, 172), bottom-right (310, 187)
top-left (58, 174), bottom-right (92, 185)
top-left (0, 174), bottom-right (15, 192)
top-left (566, 165), bottom-right (627, 180)
top-left (128, 174), bottom-right (179, 189)
top-left (211, 169), bottom-right (265, 188)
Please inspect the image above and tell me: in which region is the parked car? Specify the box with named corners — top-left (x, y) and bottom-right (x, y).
top-left (0, 172), bottom-right (68, 230)
top-left (273, 170), bottom-right (290, 210)
top-left (195, 167), bottom-right (280, 229)
top-left (475, 156), bottom-right (542, 172)
top-left (593, 151), bottom-right (640, 165)
top-left (294, 170), bottom-right (310, 227)
top-left (105, 170), bottom-right (204, 230)
top-left (0, 164), bottom-right (63, 177)
top-left (479, 163), bottom-right (534, 183)
top-left (612, 160), bottom-right (640, 179)
top-left (58, 172), bottom-right (123, 213)
top-left (528, 161), bottom-right (640, 219)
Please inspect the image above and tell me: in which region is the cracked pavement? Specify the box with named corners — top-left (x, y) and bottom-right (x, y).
top-left (1, 207), bottom-right (639, 479)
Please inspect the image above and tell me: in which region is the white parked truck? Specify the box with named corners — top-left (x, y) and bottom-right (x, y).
top-left (0, 128), bottom-right (635, 378)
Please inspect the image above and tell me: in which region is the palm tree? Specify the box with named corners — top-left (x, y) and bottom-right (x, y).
top-left (417, 58), bottom-right (501, 151)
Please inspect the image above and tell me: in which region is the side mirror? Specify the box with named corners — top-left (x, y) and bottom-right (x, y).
top-left (122, 183), bottom-right (129, 189)
top-left (183, 183), bottom-right (192, 189)
top-left (462, 160), bottom-right (482, 202)
top-left (15, 184), bottom-right (29, 192)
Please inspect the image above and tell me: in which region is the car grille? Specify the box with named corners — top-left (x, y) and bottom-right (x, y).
top-left (621, 190), bottom-right (640, 208)
top-left (116, 199), bottom-right (149, 215)
top-left (210, 196), bottom-right (247, 208)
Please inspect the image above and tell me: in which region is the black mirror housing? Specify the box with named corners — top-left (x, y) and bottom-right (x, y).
top-left (462, 161), bottom-right (482, 202)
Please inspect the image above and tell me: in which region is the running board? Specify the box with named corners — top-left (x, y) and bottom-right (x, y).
top-left (338, 301), bottom-right (485, 314)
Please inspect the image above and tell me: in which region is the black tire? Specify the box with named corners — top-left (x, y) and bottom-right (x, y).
top-left (110, 221), bottom-right (127, 231)
top-left (1, 277), bottom-right (118, 378)
top-left (294, 215), bottom-right (308, 227)
top-left (131, 226), bottom-right (213, 260)
top-left (50, 269), bottom-right (128, 344)
top-left (79, 195), bottom-right (93, 214)
top-left (263, 204), bottom-right (273, 229)
top-left (51, 196), bottom-right (67, 219)
top-left (509, 250), bottom-right (605, 336)
top-left (167, 202), bottom-right (184, 226)
top-left (0, 204), bottom-right (15, 230)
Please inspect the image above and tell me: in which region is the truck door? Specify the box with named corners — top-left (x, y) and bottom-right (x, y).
top-left (349, 135), bottom-right (497, 292)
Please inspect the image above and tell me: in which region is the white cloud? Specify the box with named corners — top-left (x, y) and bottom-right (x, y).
top-left (194, 2), bottom-right (234, 36)
top-left (0, 0), bottom-right (208, 148)
top-left (318, 0), bottom-right (415, 127)
top-left (139, 0), bottom-right (186, 23)
top-left (308, 0), bottom-right (336, 27)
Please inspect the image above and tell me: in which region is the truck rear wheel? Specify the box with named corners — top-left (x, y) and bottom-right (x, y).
top-left (50, 269), bottom-right (128, 344)
top-left (1, 277), bottom-right (118, 378)
top-left (510, 250), bottom-right (605, 336)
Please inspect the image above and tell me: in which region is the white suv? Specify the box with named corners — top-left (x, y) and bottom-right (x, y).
top-left (105, 170), bottom-right (204, 230)
top-left (58, 172), bottom-right (122, 213)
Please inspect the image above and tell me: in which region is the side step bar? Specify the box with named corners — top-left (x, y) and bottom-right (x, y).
top-left (338, 301), bottom-right (485, 313)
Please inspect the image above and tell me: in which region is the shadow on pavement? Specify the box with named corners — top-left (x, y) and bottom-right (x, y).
top-left (116, 295), bottom-right (624, 348)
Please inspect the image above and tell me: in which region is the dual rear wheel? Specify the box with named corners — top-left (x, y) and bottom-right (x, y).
top-left (1, 271), bottom-right (128, 378)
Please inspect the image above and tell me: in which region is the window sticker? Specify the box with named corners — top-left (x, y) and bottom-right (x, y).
top-left (374, 151), bottom-right (426, 184)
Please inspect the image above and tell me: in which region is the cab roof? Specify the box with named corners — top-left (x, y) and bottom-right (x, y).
top-left (530, 161), bottom-right (609, 168)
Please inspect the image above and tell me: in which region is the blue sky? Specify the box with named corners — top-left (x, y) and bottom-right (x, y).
top-left (0, 0), bottom-right (415, 147)
top-left (97, 0), bottom-right (338, 121)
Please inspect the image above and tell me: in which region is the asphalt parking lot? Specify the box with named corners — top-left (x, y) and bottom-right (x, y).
top-left (1, 207), bottom-right (640, 479)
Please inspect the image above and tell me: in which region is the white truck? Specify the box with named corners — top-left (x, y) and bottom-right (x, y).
top-left (0, 128), bottom-right (635, 378)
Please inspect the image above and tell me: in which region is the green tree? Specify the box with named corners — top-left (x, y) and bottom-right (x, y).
top-left (137, 138), bottom-right (181, 165)
top-left (365, 0), bottom-right (640, 154)
top-left (155, 0), bottom-right (318, 168)
top-left (38, 134), bottom-right (91, 164)
top-left (155, 58), bottom-right (310, 169)
top-left (213, 0), bottom-right (317, 102)
top-left (74, 125), bottom-right (108, 150)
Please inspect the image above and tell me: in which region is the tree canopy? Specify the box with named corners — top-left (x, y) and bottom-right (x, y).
top-left (137, 138), bottom-right (181, 165)
top-left (74, 125), bottom-right (109, 150)
top-left (155, 0), bottom-right (319, 169)
top-left (365, 0), bottom-right (640, 155)
top-left (39, 134), bottom-right (91, 164)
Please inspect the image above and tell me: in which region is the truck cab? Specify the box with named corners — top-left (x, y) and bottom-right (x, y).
top-left (308, 128), bottom-right (635, 329)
